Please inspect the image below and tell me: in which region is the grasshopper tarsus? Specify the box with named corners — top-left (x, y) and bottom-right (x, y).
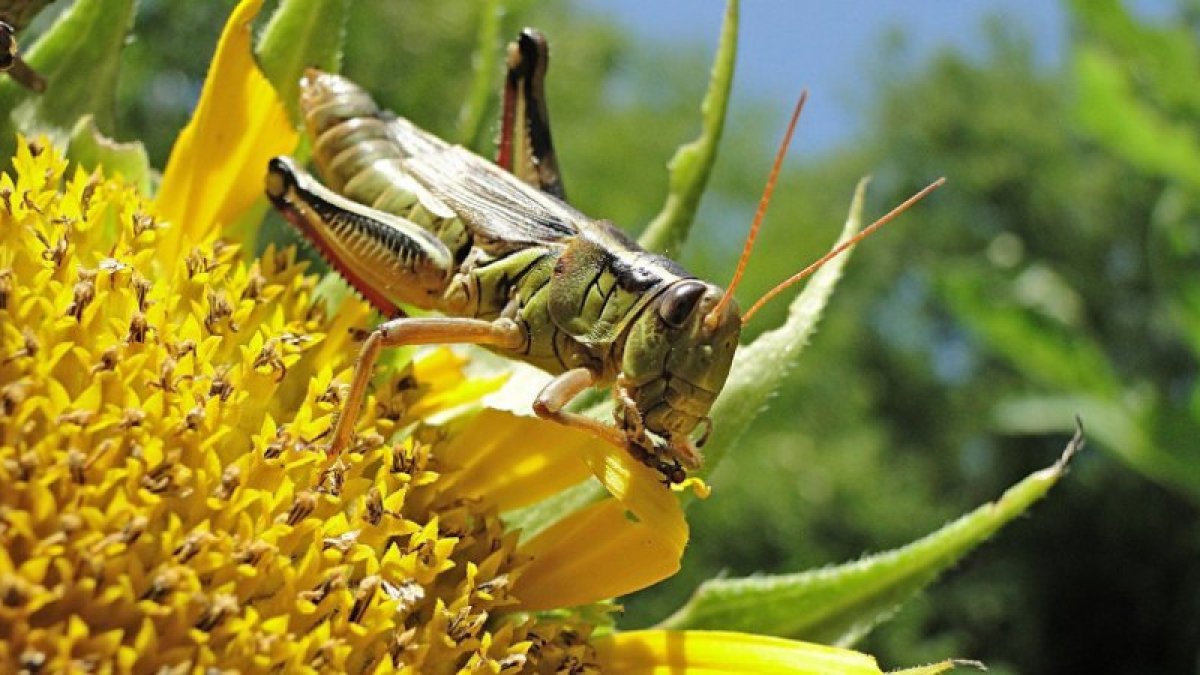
top-left (627, 440), bottom-right (687, 486)
top-left (6, 55), bottom-right (45, 92)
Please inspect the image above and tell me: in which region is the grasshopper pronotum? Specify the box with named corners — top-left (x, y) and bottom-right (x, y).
top-left (265, 29), bottom-right (941, 484)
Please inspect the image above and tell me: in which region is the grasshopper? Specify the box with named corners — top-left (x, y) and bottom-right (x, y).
top-left (265, 29), bottom-right (940, 483)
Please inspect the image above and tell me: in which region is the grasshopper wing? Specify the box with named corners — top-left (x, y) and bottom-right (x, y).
top-left (397, 129), bottom-right (584, 252)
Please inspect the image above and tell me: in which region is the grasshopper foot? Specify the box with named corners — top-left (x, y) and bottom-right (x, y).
top-left (624, 436), bottom-right (688, 485)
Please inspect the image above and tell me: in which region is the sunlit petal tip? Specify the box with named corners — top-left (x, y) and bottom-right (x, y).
top-left (512, 498), bottom-right (682, 611)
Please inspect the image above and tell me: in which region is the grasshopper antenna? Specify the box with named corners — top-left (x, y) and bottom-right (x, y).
top-left (741, 177), bottom-right (947, 324)
top-left (705, 91), bottom-right (808, 332)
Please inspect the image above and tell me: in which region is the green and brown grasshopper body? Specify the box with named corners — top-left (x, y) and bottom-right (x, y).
top-left (266, 29), bottom-right (940, 483)
top-left (267, 31), bottom-right (739, 482)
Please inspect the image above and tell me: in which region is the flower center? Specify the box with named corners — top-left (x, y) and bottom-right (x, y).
top-left (0, 140), bottom-right (600, 672)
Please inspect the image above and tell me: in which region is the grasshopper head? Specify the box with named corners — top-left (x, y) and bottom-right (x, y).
top-left (620, 279), bottom-right (741, 468)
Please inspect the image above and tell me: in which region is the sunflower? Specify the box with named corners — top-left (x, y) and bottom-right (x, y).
top-left (0, 0), bottom-right (1076, 672)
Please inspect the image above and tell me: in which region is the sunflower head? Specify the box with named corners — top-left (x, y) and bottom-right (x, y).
top-left (0, 134), bottom-right (634, 670)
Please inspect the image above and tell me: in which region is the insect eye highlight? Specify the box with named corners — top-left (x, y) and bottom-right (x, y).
top-left (657, 281), bottom-right (707, 328)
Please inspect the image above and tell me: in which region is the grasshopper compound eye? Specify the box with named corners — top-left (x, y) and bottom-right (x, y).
top-left (657, 280), bottom-right (707, 329)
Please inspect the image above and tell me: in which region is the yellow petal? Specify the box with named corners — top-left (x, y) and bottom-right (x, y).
top-left (579, 435), bottom-right (688, 562)
top-left (436, 409), bottom-right (593, 511)
top-left (443, 407), bottom-right (690, 608)
top-left (591, 630), bottom-right (883, 675)
top-left (155, 0), bottom-right (299, 262)
top-left (512, 497), bottom-right (682, 611)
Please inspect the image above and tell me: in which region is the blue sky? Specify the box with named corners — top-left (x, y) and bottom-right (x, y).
top-left (579, 0), bottom-right (1172, 153)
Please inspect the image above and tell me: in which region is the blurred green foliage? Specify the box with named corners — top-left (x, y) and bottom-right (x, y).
top-left (847, 2), bottom-right (1200, 671)
top-left (5, 0), bottom-right (1197, 672)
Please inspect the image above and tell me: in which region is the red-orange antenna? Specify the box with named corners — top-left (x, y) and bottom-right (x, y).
top-left (741, 177), bottom-right (946, 324)
top-left (704, 90), bottom-right (808, 332)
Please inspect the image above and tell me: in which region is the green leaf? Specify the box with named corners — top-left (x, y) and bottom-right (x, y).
top-left (0, 0), bottom-right (136, 164)
top-left (1069, 0), bottom-right (1200, 117)
top-left (636, 0), bottom-right (737, 256)
top-left (940, 265), bottom-right (1122, 395)
top-left (657, 426), bottom-right (1085, 645)
top-left (697, 177), bottom-right (868, 481)
top-left (256, 0), bottom-right (350, 125)
top-left (66, 114), bottom-right (151, 194)
top-left (455, 0), bottom-right (502, 151)
top-left (1074, 45), bottom-right (1200, 189)
top-left (894, 661), bottom-right (985, 675)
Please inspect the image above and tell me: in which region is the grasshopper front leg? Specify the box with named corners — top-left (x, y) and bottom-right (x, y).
top-left (534, 369), bottom-right (687, 484)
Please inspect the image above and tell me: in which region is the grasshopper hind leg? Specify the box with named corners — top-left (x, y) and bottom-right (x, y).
top-left (498, 28), bottom-right (567, 200)
top-left (266, 156), bottom-right (456, 316)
